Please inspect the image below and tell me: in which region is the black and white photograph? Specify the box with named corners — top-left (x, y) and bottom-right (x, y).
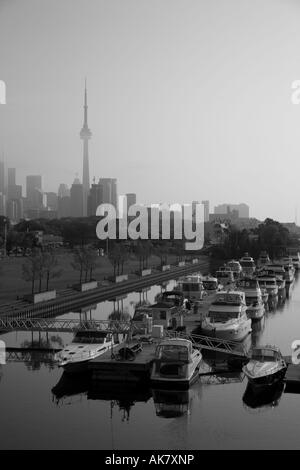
top-left (1, 0), bottom-right (300, 453)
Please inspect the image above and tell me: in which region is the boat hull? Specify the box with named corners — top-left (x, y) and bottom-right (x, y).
top-left (246, 305), bottom-right (265, 320)
top-left (201, 321), bottom-right (252, 342)
top-left (245, 367), bottom-right (287, 388)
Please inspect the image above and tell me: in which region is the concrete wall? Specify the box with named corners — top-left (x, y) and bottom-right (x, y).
top-left (161, 265), bottom-right (171, 272)
top-left (141, 268), bottom-right (152, 276)
top-left (115, 274), bottom-right (128, 283)
top-left (32, 290), bottom-right (56, 304)
top-left (79, 281), bottom-right (98, 292)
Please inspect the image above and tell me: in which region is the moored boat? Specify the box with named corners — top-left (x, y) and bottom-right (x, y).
top-left (202, 275), bottom-right (221, 293)
top-left (55, 330), bottom-right (116, 373)
top-left (239, 253), bottom-right (256, 276)
top-left (238, 277), bottom-right (265, 320)
top-left (201, 290), bottom-right (252, 341)
top-left (243, 345), bottom-right (287, 387)
top-left (225, 260), bottom-right (242, 279)
top-left (150, 338), bottom-right (202, 389)
top-left (177, 274), bottom-right (206, 301)
top-left (257, 251), bottom-right (271, 268)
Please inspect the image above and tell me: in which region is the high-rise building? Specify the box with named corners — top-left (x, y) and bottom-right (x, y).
top-left (7, 198), bottom-right (23, 222)
top-left (0, 161), bottom-right (6, 195)
top-left (88, 182), bottom-right (104, 217)
top-left (46, 192), bottom-right (58, 211)
top-left (58, 196), bottom-right (71, 218)
top-left (125, 193), bottom-right (136, 216)
top-left (70, 177), bottom-right (83, 217)
top-left (58, 183), bottom-right (70, 198)
top-left (202, 200), bottom-right (210, 222)
top-left (26, 175), bottom-right (42, 199)
top-left (80, 80), bottom-right (92, 217)
top-left (99, 178), bottom-right (118, 210)
top-left (7, 168), bottom-right (15, 187)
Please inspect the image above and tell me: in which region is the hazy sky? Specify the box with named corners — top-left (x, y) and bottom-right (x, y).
top-left (1, 0), bottom-right (300, 221)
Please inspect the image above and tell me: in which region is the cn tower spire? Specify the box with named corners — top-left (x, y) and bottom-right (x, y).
top-left (80, 79), bottom-right (92, 217)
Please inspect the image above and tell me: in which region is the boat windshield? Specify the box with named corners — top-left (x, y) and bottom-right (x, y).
top-left (209, 310), bottom-right (240, 321)
top-left (251, 348), bottom-right (279, 362)
top-left (203, 281), bottom-right (217, 290)
top-left (73, 331), bottom-right (109, 344)
top-left (181, 283), bottom-right (202, 292)
top-left (240, 261), bottom-right (255, 267)
top-left (157, 344), bottom-right (190, 362)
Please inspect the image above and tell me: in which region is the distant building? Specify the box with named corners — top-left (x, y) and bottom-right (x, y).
top-left (7, 198), bottom-right (23, 222)
top-left (57, 196), bottom-right (71, 218)
top-left (125, 193), bottom-right (136, 216)
top-left (26, 175), bottom-right (42, 197)
top-left (0, 161), bottom-right (6, 195)
top-left (0, 193), bottom-right (6, 216)
top-left (88, 182), bottom-right (104, 217)
top-left (214, 203), bottom-right (249, 219)
top-left (58, 183), bottom-right (70, 198)
top-left (70, 177), bottom-right (83, 217)
top-left (7, 168), bottom-right (15, 188)
top-left (99, 178), bottom-right (118, 210)
top-left (202, 200), bottom-right (210, 222)
top-left (46, 192), bottom-right (58, 211)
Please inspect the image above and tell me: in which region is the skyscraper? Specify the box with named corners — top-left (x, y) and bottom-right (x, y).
top-left (26, 175), bottom-right (42, 198)
top-left (0, 161), bottom-right (6, 195)
top-left (99, 178), bottom-right (118, 210)
top-left (70, 177), bottom-right (83, 217)
top-left (80, 80), bottom-right (92, 217)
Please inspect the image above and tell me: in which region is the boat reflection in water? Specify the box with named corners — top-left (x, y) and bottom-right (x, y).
top-left (152, 387), bottom-right (201, 419)
top-left (51, 372), bottom-right (151, 420)
top-left (242, 381), bottom-right (285, 412)
top-left (51, 372), bottom-right (90, 405)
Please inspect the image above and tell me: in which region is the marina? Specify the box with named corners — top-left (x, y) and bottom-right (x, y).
top-left (1, 252), bottom-right (300, 449)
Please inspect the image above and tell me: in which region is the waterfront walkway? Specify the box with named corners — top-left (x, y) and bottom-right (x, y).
top-left (0, 257), bottom-right (209, 320)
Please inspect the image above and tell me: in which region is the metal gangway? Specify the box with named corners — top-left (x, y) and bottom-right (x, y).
top-left (165, 330), bottom-right (249, 358)
top-left (0, 317), bottom-right (146, 334)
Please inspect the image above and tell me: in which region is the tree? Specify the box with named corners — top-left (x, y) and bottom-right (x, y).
top-left (43, 252), bottom-right (63, 290)
top-left (22, 250), bottom-right (41, 294)
top-left (72, 247), bottom-right (98, 283)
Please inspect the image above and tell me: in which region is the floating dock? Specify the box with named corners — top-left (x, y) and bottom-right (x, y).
top-left (88, 341), bottom-right (158, 383)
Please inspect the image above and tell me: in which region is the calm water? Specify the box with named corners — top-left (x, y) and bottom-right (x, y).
top-left (1, 278), bottom-right (300, 449)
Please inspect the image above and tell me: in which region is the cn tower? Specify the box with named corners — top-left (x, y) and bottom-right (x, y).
top-left (80, 79), bottom-right (92, 216)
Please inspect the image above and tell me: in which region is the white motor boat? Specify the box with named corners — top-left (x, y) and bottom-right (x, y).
top-left (215, 268), bottom-right (234, 286)
top-left (151, 338), bottom-right (202, 389)
top-left (257, 251), bottom-right (271, 268)
top-left (259, 266), bottom-right (286, 296)
top-left (239, 253), bottom-right (256, 276)
top-left (243, 346), bottom-right (287, 387)
top-left (226, 260), bottom-right (242, 279)
top-left (288, 251), bottom-right (300, 270)
top-left (238, 277), bottom-right (265, 320)
top-left (255, 274), bottom-right (278, 297)
top-left (202, 275), bottom-right (221, 293)
top-left (55, 330), bottom-right (115, 373)
top-left (201, 290), bottom-right (252, 341)
top-left (177, 274), bottom-right (206, 301)
top-left (270, 262), bottom-right (294, 285)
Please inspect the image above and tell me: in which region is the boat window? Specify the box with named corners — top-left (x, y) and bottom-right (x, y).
top-left (157, 345), bottom-right (189, 362)
top-left (209, 310), bottom-right (240, 321)
top-left (203, 281), bottom-right (217, 289)
top-left (251, 349), bottom-right (278, 361)
top-left (73, 331), bottom-right (107, 344)
top-left (240, 261), bottom-right (255, 267)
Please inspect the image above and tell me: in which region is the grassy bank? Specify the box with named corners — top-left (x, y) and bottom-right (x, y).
top-left (0, 252), bottom-right (210, 303)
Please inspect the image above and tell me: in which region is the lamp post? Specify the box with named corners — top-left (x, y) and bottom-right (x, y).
top-left (3, 217), bottom-right (7, 257)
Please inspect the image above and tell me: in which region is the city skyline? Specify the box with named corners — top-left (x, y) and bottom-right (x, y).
top-left (2, 0), bottom-right (300, 222)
